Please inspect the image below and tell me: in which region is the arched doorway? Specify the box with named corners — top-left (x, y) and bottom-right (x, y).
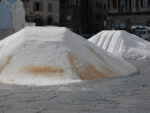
top-left (47, 16), bottom-right (53, 25)
top-left (32, 15), bottom-right (44, 26)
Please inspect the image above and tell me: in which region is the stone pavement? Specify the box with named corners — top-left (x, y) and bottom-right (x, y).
top-left (0, 59), bottom-right (150, 113)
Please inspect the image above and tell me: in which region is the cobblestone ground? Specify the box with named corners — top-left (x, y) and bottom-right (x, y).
top-left (0, 59), bottom-right (150, 113)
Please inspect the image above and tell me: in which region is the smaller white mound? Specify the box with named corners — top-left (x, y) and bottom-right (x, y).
top-left (89, 30), bottom-right (150, 60)
top-left (0, 27), bottom-right (137, 86)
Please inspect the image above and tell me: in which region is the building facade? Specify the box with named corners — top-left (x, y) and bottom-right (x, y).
top-left (21, 0), bottom-right (107, 34)
top-left (107, 0), bottom-right (150, 30)
top-left (60, 0), bottom-right (92, 34)
top-left (92, 0), bottom-right (107, 33)
top-left (22, 0), bottom-right (60, 26)
top-left (60, 0), bottom-right (107, 34)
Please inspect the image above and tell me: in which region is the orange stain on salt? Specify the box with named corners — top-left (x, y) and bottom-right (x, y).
top-left (0, 56), bottom-right (11, 74)
top-left (68, 52), bottom-right (110, 80)
top-left (87, 46), bottom-right (118, 77)
top-left (22, 65), bottom-right (64, 76)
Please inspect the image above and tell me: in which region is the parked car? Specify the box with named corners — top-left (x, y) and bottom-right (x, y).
top-left (79, 34), bottom-right (91, 39)
top-left (134, 29), bottom-right (150, 40)
top-left (131, 25), bottom-right (150, 41)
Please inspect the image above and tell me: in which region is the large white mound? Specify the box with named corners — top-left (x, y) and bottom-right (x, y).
top-left (0, 27), bottom-right (136, 86)
top-left (89, 30), bottom-right (150, 60)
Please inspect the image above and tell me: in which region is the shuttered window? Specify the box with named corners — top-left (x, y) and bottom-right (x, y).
top-left (48, 3), bottom-right (52, 12)
top-left (33, 2), bottom-right (43, 11)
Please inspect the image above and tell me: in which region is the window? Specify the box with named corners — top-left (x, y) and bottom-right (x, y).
top-left (87, 0), bottom-right (90, 8)
top-left (148, 0), bottom-right (150, 7)
top-left (120, 0), bottom-right (126, 13)
top-left (33, 2), bottom-right (43, 11)
top-left (61, 0), bottom-right (65, 6)
top-left (136, 0), bottom-right (139, 8)
top-left (140, 0), bottom-right (143, 7)
top-left (48, 3), bottom-right (52, 12)
top-left (96, 1), bottom-right (98, 8)
top-left (76, 0), bottom-right (79, 6)
top-left (131, 0), bottom-right (137, 12)
top-left (107, 0), bottom-right (110, 9)
top-left (99, 3), bottom-right (102, 9)
top-left (85, 0), bottom-right (88, 8)
top-left (104, 4), bottom-right (106, 10)
top-left (112, 0), bottom-right (117, 9)
top-left (132, 0), bottom-right (136, 8)
top-left (66, 0), bottom-right (69, 6)
top-left (125, 0), bottom-right (128, 8)
top-left (143, 0), bottom-right (148, 8)
top-left (140, 0), bottom-right (148, 8)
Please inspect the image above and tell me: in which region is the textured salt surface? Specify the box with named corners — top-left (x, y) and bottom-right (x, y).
top-left (0, 27), bottom-right (137, 86)
top-left (89, 30), bottom-right (150, 60)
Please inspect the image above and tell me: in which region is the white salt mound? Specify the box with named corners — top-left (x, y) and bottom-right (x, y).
top-left (89, 30), bottom-right (150, 60)
top-left (0, 27), bottom-right (136, 86)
